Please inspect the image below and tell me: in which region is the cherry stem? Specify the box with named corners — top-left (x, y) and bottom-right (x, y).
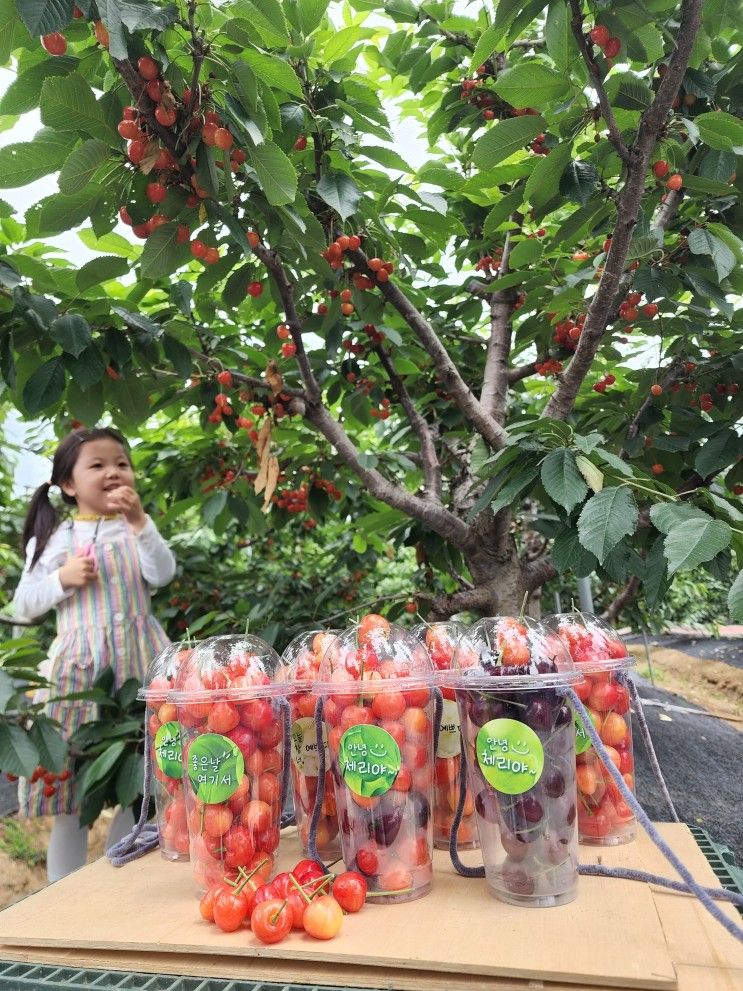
top-left (269, 898), bottom-right (288, 925)
top-left (289, 873), bottom-right (313, 905)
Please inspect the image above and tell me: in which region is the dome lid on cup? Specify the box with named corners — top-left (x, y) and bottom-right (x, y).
top-left (451, 616), bottom-right (578, 691)
top-left (410, 621), bottom-right (470, 673)
top-left (137, 641), bottom-right (196, 703)
top-left (545, 612), bottom-right (633, 674)
top-left (171, 634), bottom-right (287, 704)
top-left (313, 614), bottom-right (435, 695)
top-left (281, 629), bottom-right (341, 688)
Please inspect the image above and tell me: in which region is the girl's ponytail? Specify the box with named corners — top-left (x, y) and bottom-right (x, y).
top-left (22, 482), bottom-right (61, 568)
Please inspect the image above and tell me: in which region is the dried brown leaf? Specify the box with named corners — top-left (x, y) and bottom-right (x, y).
top-left (262, 456), bottom-right (280, 512)
top-left (264, 359), bottom-right (283, 397)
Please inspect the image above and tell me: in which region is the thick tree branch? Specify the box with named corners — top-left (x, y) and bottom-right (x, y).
top-left (545, 0), bottom-right (703, 421)
top-left (189, 348), bottom-right (306, 399)
top-left (304, 402), bottom-right (476, 553)
top-left (348, 247), bottom-right (509, 450)
top-left (523, 558), bottom-right (558, 591)
top-left (480, 232), bottom-right (516, 424)
top-left (508, 361), bottom-right (539, 384)
top-left (621, 357), bottom-right (685, 457)
top-left (567, 0), bottom-right (630, 164)
top-left (603, 576), bottom-right (641, 622)
top-left (374, 345), bottom-right (442, 502)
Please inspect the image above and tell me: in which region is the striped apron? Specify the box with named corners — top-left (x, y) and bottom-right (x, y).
top-left (20, 521), bottom-right (170, 817)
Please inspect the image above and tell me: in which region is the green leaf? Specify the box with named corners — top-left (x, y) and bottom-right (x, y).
top-left (706, 223), bottom-right (743, 263)
top-left (540, 449), bottom-right (588, 512)
top-left (0, 722), bottom-right (39, 778)
top-left (0, 130), bottom-right (74, 188)
top-left (509, 238), bottom-right (542, 267)
top-left (36, 186), bottom-right (102, 236)
top-left (96, 0), bottom-right (178, 60)
top-left (239, 50), bottom-right (303, 98)
top-left (249, 140), bottom-right (297, 206)
top-left (111, 306), bottom-right (161, 339)
top-left (59, 139), bottom-right (113, 195)
top-left (0, 56), bottom-right (79, 116)
top-left (698, 150), bottom-right (737, 183)
top-left (729, 570), bottom-right (743, 622)
top-left (694, 428), bottom-right (741, 477)
top-left (482, 188), bottom-right (523, 236)
top-left (108, 375), bottom-right (151, 427)
top-left (0, 0), bottom-right (29, 66)
top-left (76, 256), bottom-right (129, 292)
top-left (687, 228), bottom-right (736, 281)
top-left (115, 751), bottom-right (143, 809)
top-left (473, 116), bottom-right (546, 169)
top-left (15, 0), bottom-right (73, 36)
top-left (139, 222), bottom-right (192, 279)
top-left (559, 161), bottom-right (599, 206)
top-left (162, 334), bottom-right (193, 378)
top-left (575, 455), bottom-right (604, 493)
top-left (22, 357), bottom-right (65, 415)
top-left (493, 63), bottom-right (570, 108)
top-left (316, 172), bottom-right (361, 222)
top-left (78, 740), bottom-right (127, 798)
top-left (490, 460), bottom-right (541, 514)
top-left (48, 313), bottom-right (92, 357)
top-left (695, 111), bottom-right (743, 153)
top-left (649, 502), bottom-right (712, 534)
top-left (664, 519), bottom-right (731, 575)
top-left (362, 145), bottom-right (412, 173)
top-left (550, 526), bottom-right (597, 577)
top-left (67, 378), bottom-right (103, 426)
top-left (28, 720), bottom-right (67, 774)
top-left (64, 344), bottom-right (105, 389)
top-left (203, 489), bottom-right (228, 526)
top-left (297, 0), bottom-right (329, 34)
top-left (544, 2), bottom-right (576, 72)
top-left (40, 73), bottom-right (116, 144)
top-left (206, 202), bottom-right (254, 257)
top-left (469, 24), bottom-right (500, 72)
top-left (524, 142), bottom-right (572, 209)
top-left (577, 487), bottom-right (638, 563)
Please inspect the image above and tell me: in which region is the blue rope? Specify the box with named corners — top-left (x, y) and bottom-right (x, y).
top-left (449, 729), bottom-right (485, 878)
top-left (278, 697), bottom-right (296, 828)
top-left (626, 676), bottom-right (680, 822)
top-left (306, 695), bottom-right (329, 871)
top-left (107, 721), bottom-right (159, 866)
top-left (568, 687), bottom-right (743, 942)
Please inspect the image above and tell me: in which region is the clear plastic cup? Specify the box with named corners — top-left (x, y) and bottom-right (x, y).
top-left (282, 629), bottom-right (342, 858)
top-left (546, 613), bottom-right (636, 846)
top-left (313, 614), bottom-right (436, 904)
top-left (411, 622), bottom-right (479, 851)
top-left (171, 635), bottom-right (288, 894)
top-left (452, 617), bottom-right (580, 907)
top-left (138, 641), bottom-right (195, 861)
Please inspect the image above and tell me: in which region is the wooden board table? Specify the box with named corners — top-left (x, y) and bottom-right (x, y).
top-left (0, 824), bottom-right (741, 991)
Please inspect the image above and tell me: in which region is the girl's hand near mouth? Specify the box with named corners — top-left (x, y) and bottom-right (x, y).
top-left (106, 485), bottom-right (147, 531)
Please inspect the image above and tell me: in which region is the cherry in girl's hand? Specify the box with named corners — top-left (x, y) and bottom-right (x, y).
top-left (59, 553), bottom-right (97, 589)
top-left (106, 485), bottom-right (147, 531)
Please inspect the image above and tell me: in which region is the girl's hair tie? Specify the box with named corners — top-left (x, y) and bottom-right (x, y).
top-left (47, 482), bottom-right (61, 497)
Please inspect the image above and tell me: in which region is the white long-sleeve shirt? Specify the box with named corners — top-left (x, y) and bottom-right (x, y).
top-left (11, 516), bottom-right (176, 622)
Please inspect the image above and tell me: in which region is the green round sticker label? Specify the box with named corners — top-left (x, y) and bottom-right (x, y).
top-left (339, 724), bottom-right (401, 798)
top-left (154, 721), bottom-right (183, 780)
top-left (476, 718), bottom-right (544, 795)
top-left (187, 733), bottom-right (245, 804)
top-left (574, 712), bottom-right (593, 756)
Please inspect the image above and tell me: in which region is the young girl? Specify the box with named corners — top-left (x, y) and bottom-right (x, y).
top-left (12, 427), bottom-right (176, 881)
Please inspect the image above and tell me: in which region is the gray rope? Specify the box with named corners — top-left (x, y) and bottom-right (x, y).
top-left (278, 697), bottom-right (295, 828)
top-left (432, 687), bottom-right (443, 758)
top-left (568, 688), bottom-right (743, 943)
top-left (578, 863), bottom-right (743, 905)
top-left (306, 695), bottom-right (329, 871)
top-left (449, 731), bottom-right (485, 878)
top-left (107, 722), bottom-right (159, 866)
top-left (627, 677), bottom-right (680, 822)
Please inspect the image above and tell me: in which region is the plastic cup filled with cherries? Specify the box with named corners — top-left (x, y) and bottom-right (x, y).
top-left (546, 613), bottom-right (636, 846)
top-left (172, 635), bottom-right (289, 894)
top-left (138, 640), bottom-right (196, 861)
top-left (451, 616), bottom-right (581, 907)
top-left (313, 613), bottom-right (437, 904)
top-left (281, 629), bottom-right (342, 858)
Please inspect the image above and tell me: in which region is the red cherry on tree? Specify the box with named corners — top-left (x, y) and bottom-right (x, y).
top-left (293, 135), bottom-right (308, 151)
top-left (643, 303), bottom-right (659, 317)
top-left (137, 55), bottom-right (159, 81)
top-left (652, 160), bottom-right (669, 178)
top-left (603, 37), bottom-right (621, 58)
top-left (146, 182), bottom-right (167, 204)
top-left (41, 33), bottom-right (67, 56)
top-left (146, 79), bottom-right (163, 102)
top-left (651, 463), bottom-right (664, 475)
top-left (216, 370), bottom-right (233, 387)
top-left (190, 239), bottom-right (207, 259)
top-left (650, 384), bottom-right (663, 396)
top-left (117, 119), bottom-right (140, 140)
top-left (127, 139), bottom-right (148, 164)
top-left (666, 174), bottom-right (683, 190)
top-left (214, 128), bottom-right (234, 150)
top-left (246, 281), bottom-right (263, 297)
top-left (589, 25), bottom-right (610, 47)
top-left (155, 105), bottom-right (176, 127)
top-left (204, 246), bottom-right (220, 265)
top-left (277, 324), bottom-right (290, 339)
top-left (281, 342), bottom-right (297, 358)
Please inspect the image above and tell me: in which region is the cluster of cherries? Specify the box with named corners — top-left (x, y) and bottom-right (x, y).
top-left (551, 313), bottom-right (585, 351)
top-left (199, 855), bottom-right (367, 943)
top-left (618, 291), bottom-right (659, 326)
top-left (6, 766), bottom-right (71, 798)
top-left (592, 373), bottom-right (616, 393)
top-left (474, 247), bottom-right (503, 273)
top-left (553, 620), bottom-right (635, 844)
top-left (460, 65), bottom-right (500, 120)
top-left (588, 25), bottom-right (622, 60)
top-left (535, 358), bottom-right (564, 378)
